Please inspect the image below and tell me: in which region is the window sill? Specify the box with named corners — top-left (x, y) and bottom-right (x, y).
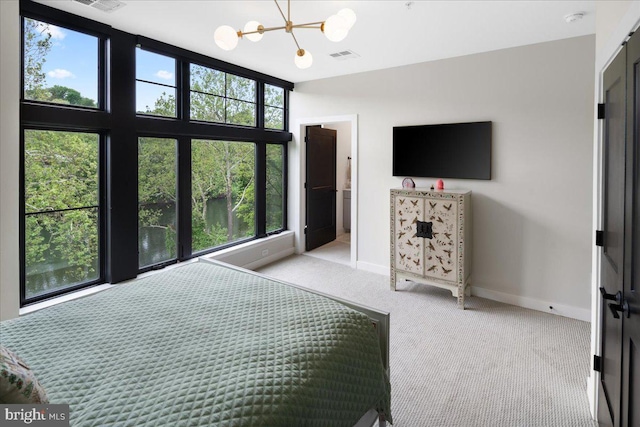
top-left (18, 231), bottom-right (294, 317)
top-left (19, 283), bottom-right (114, 317)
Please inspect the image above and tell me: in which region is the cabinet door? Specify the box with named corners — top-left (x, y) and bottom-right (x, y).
top-left (394, 196), bottom-right (425, 275)
top-left (424, 198), bottom-right (458, 282)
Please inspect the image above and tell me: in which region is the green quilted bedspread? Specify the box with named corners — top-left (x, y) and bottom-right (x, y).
top-left (0, 261), bottom-right (391, 426)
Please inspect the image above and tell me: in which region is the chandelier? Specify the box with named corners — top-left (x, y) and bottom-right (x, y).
top-left (214, 0), bottom-right (356, 69)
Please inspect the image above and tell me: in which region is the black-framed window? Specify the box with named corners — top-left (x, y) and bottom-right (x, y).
top-left (20, 3), bottom-right (109, 306)
top-left (191, 139), bottom-right (256, 253)
top-left (20, 0), bottom-right (292, 305)
top-left (265, 84), bottom-right (285, 130)
top-left (23, 129), bottom-right (103, 300)
top-left (23, 17), bottom-right (100, 109)
top-left (138, 137), bottom-right (178, 268)
top-left (266, 143), bottom-right (286, 232)
top-left (136, 48), bottom-right (178, 118)
top-left (190, 64), bottom-right (257, 126)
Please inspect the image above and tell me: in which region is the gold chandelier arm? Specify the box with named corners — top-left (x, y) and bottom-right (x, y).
top-left (290, 30), bottom-right (302, 51)
top-left (240, 25), bottom-right (287, 37)
top-left (292, 21), bottom-right (324, 27)
top-left (291, 24), bottom-right (323, 30)
top-left (274, 0), bottom-right (288, 25)
top-left (240, 22), bottom-right (320, 37)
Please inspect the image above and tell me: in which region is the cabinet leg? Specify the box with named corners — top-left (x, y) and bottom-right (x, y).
top-left (390, 270), bottom-right (397, 291)
top-left (457, 284), bottom-right (465, 309)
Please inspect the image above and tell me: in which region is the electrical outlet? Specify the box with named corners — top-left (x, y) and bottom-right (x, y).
top-left (261, 249), bottom-right (269, 257)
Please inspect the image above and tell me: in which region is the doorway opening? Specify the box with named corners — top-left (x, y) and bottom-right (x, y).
top-left (293, 115), bottom-right (358, 268)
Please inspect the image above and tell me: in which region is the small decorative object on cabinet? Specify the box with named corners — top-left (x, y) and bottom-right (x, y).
top-left (402, 177), bottom-right (415, 188)
top-left (390, 188), bottom-right (472, 309)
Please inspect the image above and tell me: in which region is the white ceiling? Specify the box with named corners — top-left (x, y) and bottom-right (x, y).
top-left (34, 0), bottom-right (596, 84)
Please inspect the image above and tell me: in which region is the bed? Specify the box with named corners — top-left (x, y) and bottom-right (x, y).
top-left (0, 259), bottom-right (391, 426)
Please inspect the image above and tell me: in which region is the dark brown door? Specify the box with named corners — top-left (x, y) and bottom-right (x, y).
top-left (599, 44), bottom-right (627, 427)
top-left (305, 126), bottom-right (337, 251)
top-left (622, 30), bottom-right (640, 427)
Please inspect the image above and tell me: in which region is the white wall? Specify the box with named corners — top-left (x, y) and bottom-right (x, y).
top-left (596, 1), bottom-right (633, 55)
top-left (0, 0), bottom-right (20, 321)
top-left (323, 121), bottom-right (352, 235)
top-left (290, 35), bottom-right (596, 319)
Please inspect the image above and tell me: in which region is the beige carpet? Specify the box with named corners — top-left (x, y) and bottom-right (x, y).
top-left (304, 239), bottom-right (351, 266)
top-left (256, 255), bottom-right (596, 427)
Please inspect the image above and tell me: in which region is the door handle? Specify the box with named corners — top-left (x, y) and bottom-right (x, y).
top-left (608, 300), bottom-right (629, 319)
top-left (600, 287), bottom-right (622, 304)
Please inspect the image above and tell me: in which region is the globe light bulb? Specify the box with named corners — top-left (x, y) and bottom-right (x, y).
top-left (243, 21), bottom-right (263, 42)
top-left (337, 8), bottom-right (357, 30)
top-left (295, 49), bottom-right (313, 69)
top-left (323, 14), bottom-right (349, 42)
top-left (214, 25), bottom-right (239, 51)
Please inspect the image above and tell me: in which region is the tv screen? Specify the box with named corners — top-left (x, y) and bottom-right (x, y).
top-left (393, 121), bottom-right (492, 180)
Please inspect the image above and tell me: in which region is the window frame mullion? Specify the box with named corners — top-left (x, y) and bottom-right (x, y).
top-left (256, 142), bottom-right (267, 238)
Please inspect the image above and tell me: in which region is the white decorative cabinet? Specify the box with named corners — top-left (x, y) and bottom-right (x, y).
top-left (390, 188), bottom-right (472, 309)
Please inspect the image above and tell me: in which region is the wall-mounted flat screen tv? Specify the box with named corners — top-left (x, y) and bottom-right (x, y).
top-left (393, 121), bottom-right (492, 180)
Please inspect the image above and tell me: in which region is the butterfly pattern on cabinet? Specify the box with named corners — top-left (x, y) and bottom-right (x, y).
top-left (423, 197), bottom-right (457, 281)
top-left (394, 196), bottom-right (424, 275)
top-left (394, 194), bottom-right (458, 281)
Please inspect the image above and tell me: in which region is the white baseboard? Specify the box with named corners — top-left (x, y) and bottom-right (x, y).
top-left (355, 260), bottom-right (590, 322)
top-left (242, 247), bottom-right (295, 270)
top-left (471, 285), bottom-right (591, 322)
top-left (586, 374), bottom-right (597, 420)
top-left (356, 261), bottom-right (390, 276)
top-left (255, 240), bottom-right (592, 322)
top-left (206, 231), bottom-right (294, 268)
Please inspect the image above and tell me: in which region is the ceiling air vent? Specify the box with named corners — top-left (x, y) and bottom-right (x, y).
top-left (72, 0), bottom-right (126, 13)
top-left (329, 50), bottom-right (360, 61)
